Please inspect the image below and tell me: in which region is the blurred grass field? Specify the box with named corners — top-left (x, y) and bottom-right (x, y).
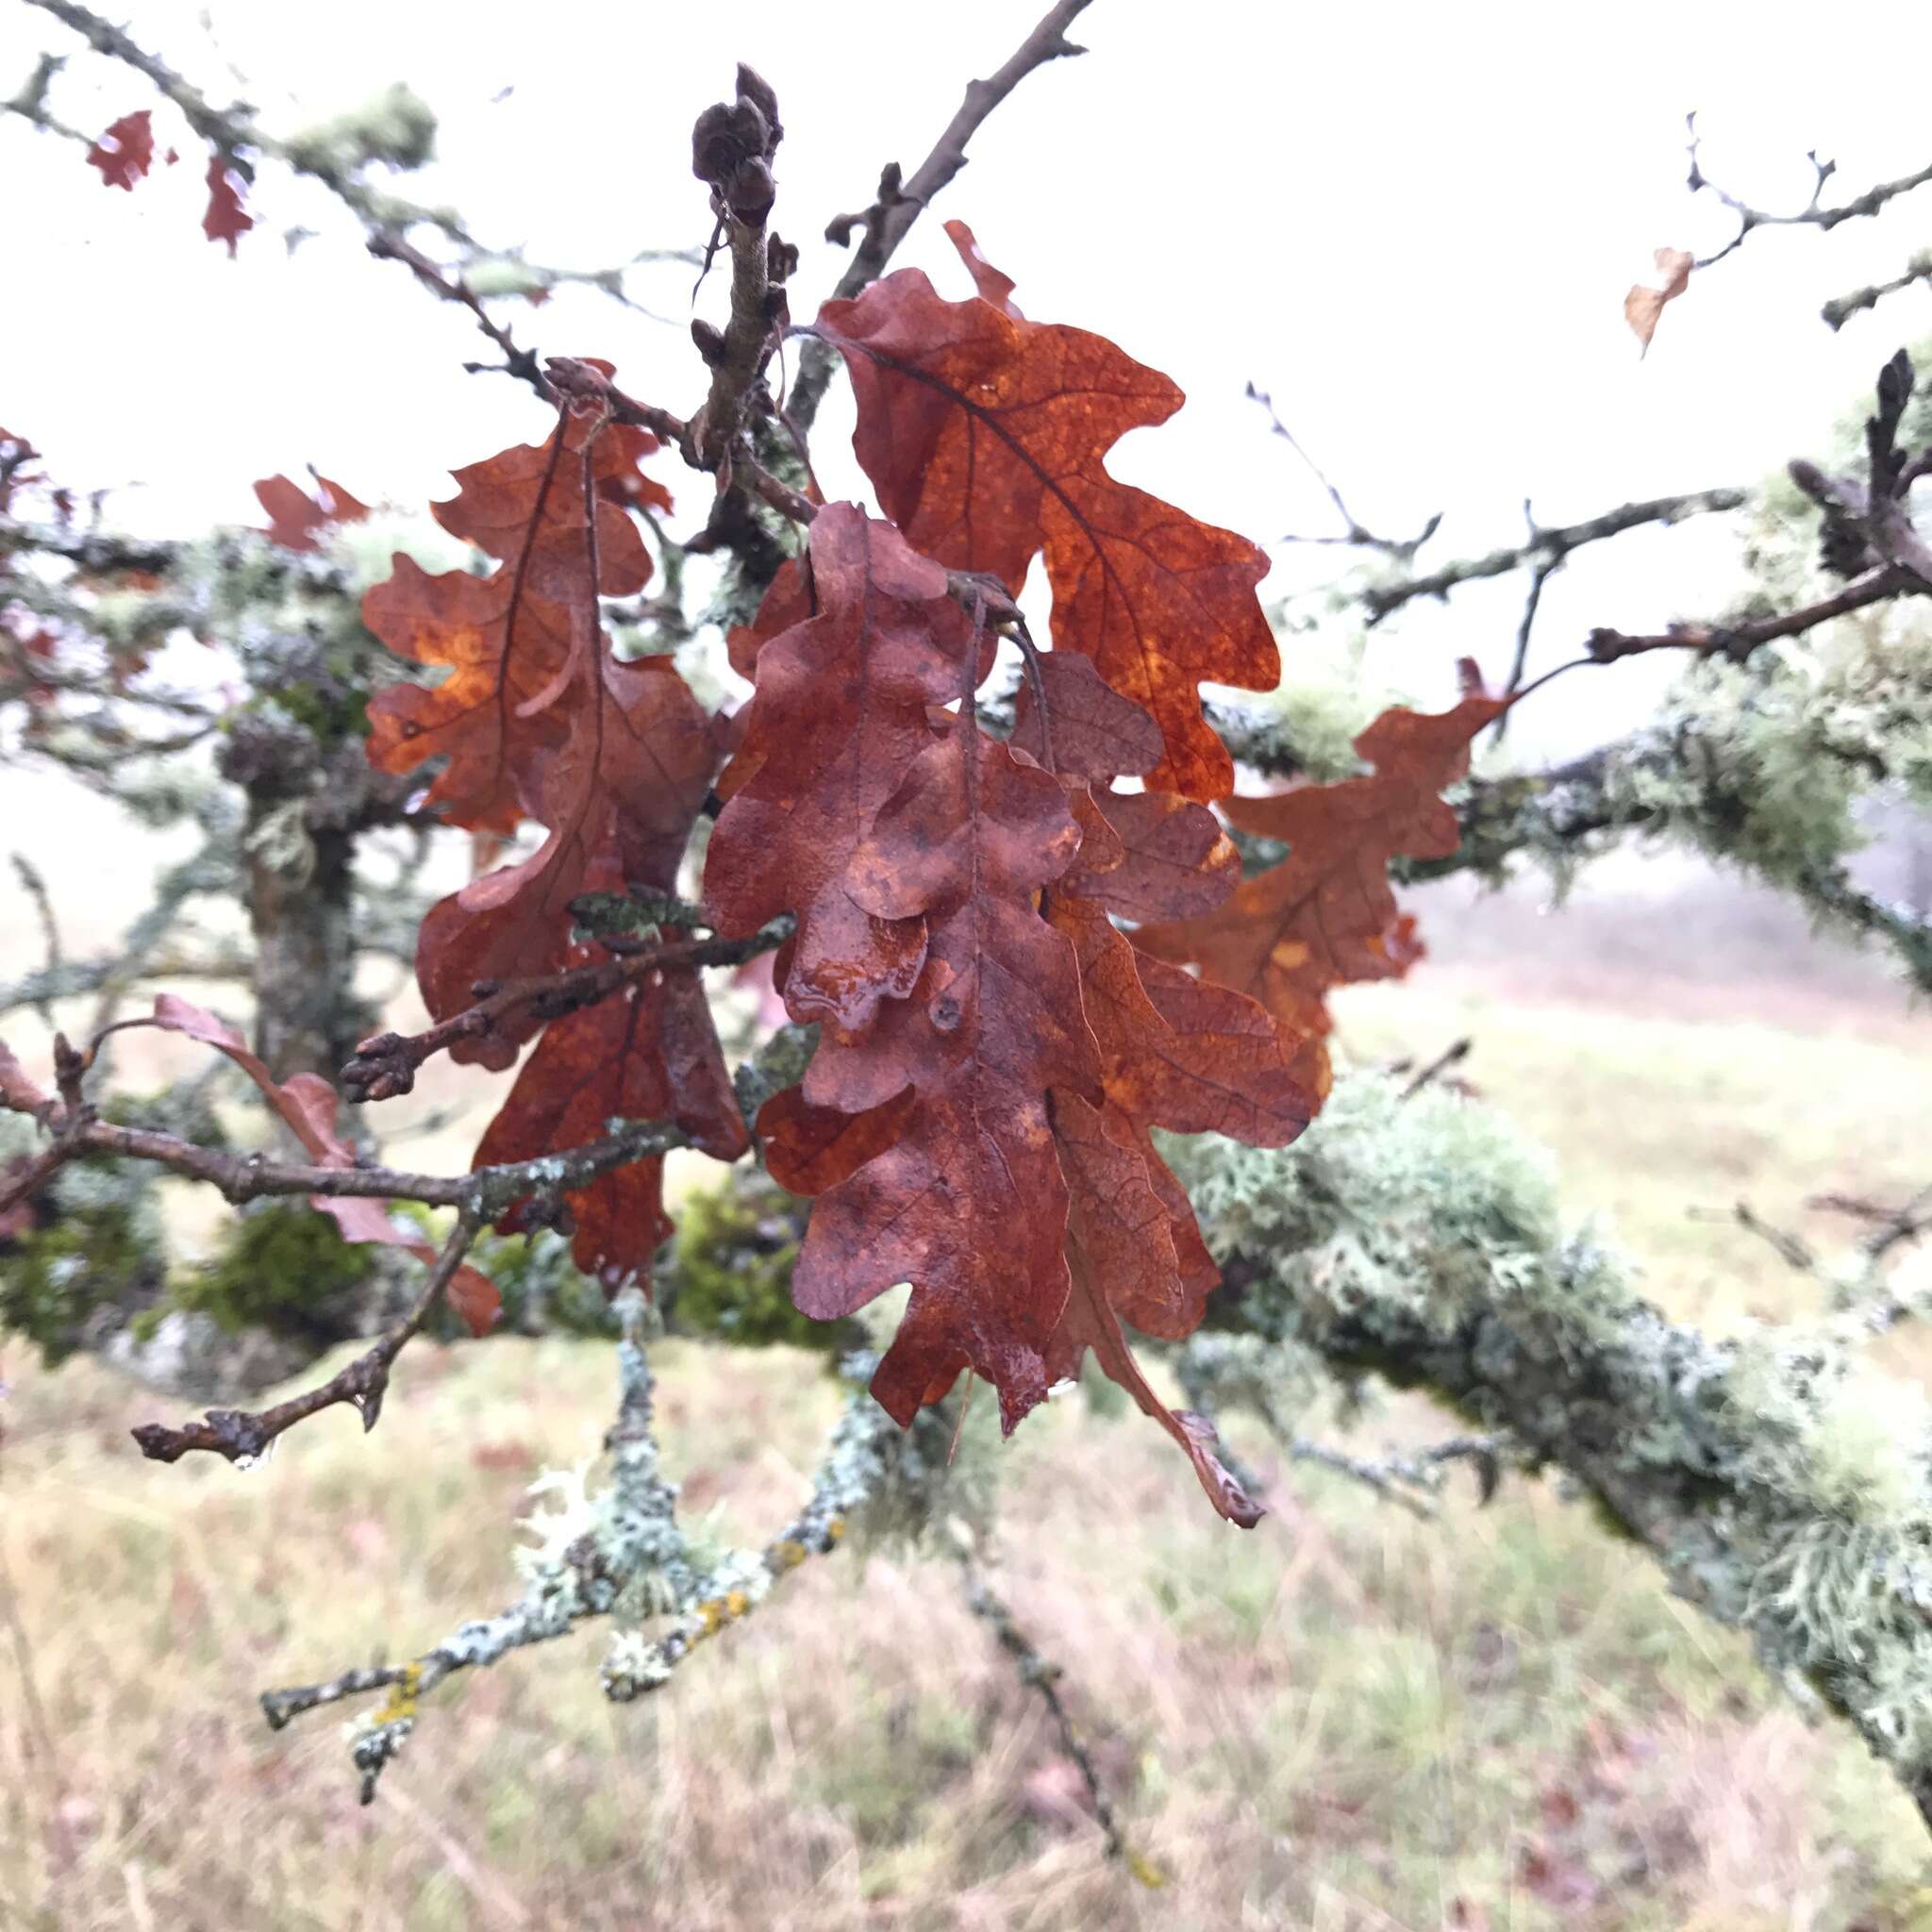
top-left (5, 842), bottom-right (1932, 1931)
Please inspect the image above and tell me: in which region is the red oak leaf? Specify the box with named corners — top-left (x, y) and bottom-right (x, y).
top-left (362, 408), bottom-right (718, 1067)
top-left (791, 725), bottom-right (1102, 1430)
top-left (142, 995), bottom-right (500, 1334)
top-left (816, 240), bottom-right (1278, 798)
top-left (254, 473), bottom-right (371, 553)
top-left (469, 967), bottom-right (745, 1287)
top-left (86, 110), bottom-right (155, 191)
top-left (1136, 695), bottom-right (1502, 1099)
top-left (707, 505), bottom-right (978, 1051)
top-left (708, 497), bottom-right (1304, 1507)
top-left (942, 217), bottom-right (1022, 318)
top-left (203, 153), bottom-right (255, 255)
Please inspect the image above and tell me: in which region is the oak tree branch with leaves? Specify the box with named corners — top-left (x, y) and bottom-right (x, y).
top-left (6, 0), bottom-right (1932, 1871)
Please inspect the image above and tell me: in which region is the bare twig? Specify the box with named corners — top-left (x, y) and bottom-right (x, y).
top-left (1584, 563), bottom-right (1920, 665)
top-left (789, 0), bottom-right (1094, 429)
top-left (367, 232), bottom-right (551, 398)
top-left (1398, 1036), bottom-right (1472, 1101)
top-left (1361, 488), bottom-right (1748, 625)
top-left (1250, 382), bottom-right (1441, 560)
top-left (1810, 1185), bottom-right (1932, 1264)
top-left (341, 916), bottom-right (794, 1103)
top-left (128, 1205), bottom-right (485, 1465)
top-left (1824, 256), bottom-right (1932, 332)
top-left (8, 854), bottom-right (60, 1024)
top-left (949, 1525), bottom-right (1155, 1878)
top-left (1722, 1201), bottom-right (1819, 1276)
top-left (1686, 112), bottom-right (1932, 271)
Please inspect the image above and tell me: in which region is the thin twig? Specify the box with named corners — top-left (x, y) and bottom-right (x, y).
top-left (1824, 257), bottom-right (1932, 332)
top-left (1398, 1036), bottom-right (1471, 1100)
top-left (1686, 112), bottom-right (1932, 272)
top-left (8, 854), bottom-right (60, 1025)
top-left (1250, 382), bottom-right (1441, 560)
top-left (950, 1526), bottom-right (1153, 1877)
top-left (1584, 564), bottom-right (1921, 666)
top-left (789, 0), bottom-right (1094, 429)
top-left (129, 1205), bottom-right (485, 1464)
top-left (1361, 488), bottom-right (1748, 625)
top-left (341, 917), bottom-right (792, 1102)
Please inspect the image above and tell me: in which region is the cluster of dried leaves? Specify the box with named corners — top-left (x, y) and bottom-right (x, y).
top-left (357, 230), bottom-right (1492, 1518)
top-left (85, 107), bottom-right (253, 253)
top-left (43, 144), bottom-right (1507, 1520)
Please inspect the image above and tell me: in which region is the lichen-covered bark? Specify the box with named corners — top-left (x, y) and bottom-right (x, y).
top-left (1170, 1076), bottom-right (1932, 1825)
top-left (221, 703), bottom-right (384, 1083)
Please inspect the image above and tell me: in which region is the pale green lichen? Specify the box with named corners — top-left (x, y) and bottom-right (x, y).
top-left (285, 84), bottom-right (438, 176)
top-left (1170, 1074), bottom-right (1932, 1817)
top-left (1267, 630), bottom-right (1415, 781)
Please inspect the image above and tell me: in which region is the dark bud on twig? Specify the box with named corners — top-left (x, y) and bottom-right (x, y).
top-left (1877, 347), bottom-right (1915, 423)
top-left (824, 163), bottom-right (904, 250)
top-left (725, 158), bottom-right (775, 226)
top-left (733, 65), bottom-right (782, 148)
top-left (691, 319), bottom-right (728, 368)
top-left (691, 68), bottom-right (782, 225)
top-left (766, 233), bottom-right (799, 285)
top-left (691, 100), bottom-right (770, 185)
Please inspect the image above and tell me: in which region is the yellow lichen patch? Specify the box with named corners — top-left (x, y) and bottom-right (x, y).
top-left (770, 1538), bottom-right (808, 1571)
top-left (695, 1591), bottom-right (738, 1638)
top-left (370, 1661), bottom-right (423, 1727)
top-left (826, 1517), bottom-right (846, 1542)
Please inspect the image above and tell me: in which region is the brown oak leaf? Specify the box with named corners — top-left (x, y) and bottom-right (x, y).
top-left (786, 725), bottom-right (1102, 1431)
top-left (254, 473), bottom-right (370, 554)
top-left (816, 242), bottom-right (1277, 799)
top-left (1137, 695), bottom-right (1501, 1099)
top-left (86, 110), bottom-right (154, 191)
top-left (363, 409), bottom-right (716, 1066)
top-left (707, 505), bottom-right (978, 1052)
top-left (469, 966), bottom-right (745, 1287)
top-left (1624, 246), bottom-right (1694, 356)
top-left (142, 995), bottom-right (499, 1334)
top-left (203, 153), bottom-right (255, 255)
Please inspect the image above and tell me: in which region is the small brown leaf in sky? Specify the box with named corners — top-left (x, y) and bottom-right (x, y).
top-left (1624, 246), bottom-right (1694, 355)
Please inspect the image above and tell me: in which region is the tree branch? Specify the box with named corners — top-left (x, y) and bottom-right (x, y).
top-left (257, 1324), bottom-right (965, 1802)
top-left (127, 1205), bottom-right (484, 1465)
top-left (340, 916), bottom-right (794, 1103)
top-left (1249, 381), bottom-right (1441, 559)
top-left (1359, 488), bottom-right (1748, 625)
top-left (788, 0), bottom-right (1094, 429)
top-left (1686, 112), bottom-right (1932, 270)
top-left (1823, 254), bottom-right (1932, 331)
top-left (1583, 562), bottom-right (1921, 664)
top-left (1178, 1074), bottom-right (1932, 1834)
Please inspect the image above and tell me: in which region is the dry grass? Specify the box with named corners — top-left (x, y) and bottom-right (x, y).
top-left (6, 829), bottom-right (1932, 1927)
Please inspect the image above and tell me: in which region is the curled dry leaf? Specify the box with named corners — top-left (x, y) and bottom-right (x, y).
top-left (360, 399), bottom-right (734, 1291)
top-left (707, 507), bottom-right (978, 1048)
top-left (1624, 246), bottom-right (1694, 355)
top-left (708, 499), bottom-right (1307, 1519)
top-left (363, 406), bottom-right (714, 1066)
top-left (142, 995), bottom-right (500, 1334)
top-left (470, 966), bottom-right (746, 1287)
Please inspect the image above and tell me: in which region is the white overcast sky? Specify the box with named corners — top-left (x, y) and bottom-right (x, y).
top-left (5, 0), bottom-right (1932, 759)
